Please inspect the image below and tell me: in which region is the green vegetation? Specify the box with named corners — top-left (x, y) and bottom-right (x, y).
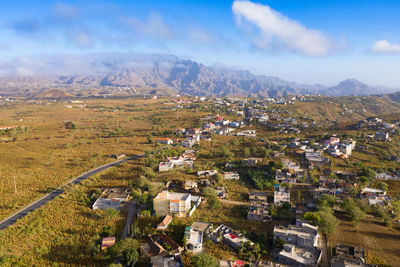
top-left (191, 252), bottom-right (219, 267)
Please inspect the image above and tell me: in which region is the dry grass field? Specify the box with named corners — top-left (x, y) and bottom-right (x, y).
top-left (330, 214), bottom-right (400, 266)
top-left (0, 97), bottom-right (399, 266)
top-left (0, 98), bottom-right (196, 220)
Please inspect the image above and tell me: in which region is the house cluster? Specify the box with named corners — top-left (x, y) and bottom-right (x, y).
top-left (374, 131), bottom-right (391, 142)
top-left (274, 184), bottom-right (290, 205)
top-left (376, 172), bottom-right (400, 181)
top-left (141, 234), bottom-right (183, 267)
top-left (360, 187), bottom-right (390, 206)
top-left (158, 150), bottom-right (196, 172)
top-left (304, 151), bottom-right (331, 170)
top-left (273, 222), bottom-right (322, 267)
top-left (92, 188), bottom-right (130, 210)
top-left (356, 117), bottom-right (398, 131)
top-left (235, 129), bottom-right (257, 137)
top-left (247, 192), bottom-right (271, 222)
top-left (201, 115), bottom-right (249, 137)
top-left (323, 137), bottom-right (356, 158)
top-left (312, 176), bottom-right (347, 200)
top-left (275, 159), bottom-right (305, 183)
top-left (269, 117), bottom-right (302, 134)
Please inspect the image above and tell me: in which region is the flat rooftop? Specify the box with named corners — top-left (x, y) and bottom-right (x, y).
top-left (188, 230), bottom-right (202, 245)
top-left (191, 222), bottom-right (212, 232)
top-left (274, 227), bottom-right (315, 240)
top-left (279, 246), bottom-right (320, 265)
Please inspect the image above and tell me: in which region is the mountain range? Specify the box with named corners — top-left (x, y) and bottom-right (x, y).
top-left (0, 54), bottom-right (397, 98)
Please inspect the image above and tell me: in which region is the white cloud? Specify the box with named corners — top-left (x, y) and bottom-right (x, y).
top-left (370, 40), bottom-right (400, 54)
top-left (121, 12), bottom-right (174, 40)
top-left (187, 28), bottom-right (215, 45)
top-left (68, 30), bottom-right (92, 48)
top-left (232, 0), bottom-right (341, 56)
top-left (52, 2), bottom-right (80, 20)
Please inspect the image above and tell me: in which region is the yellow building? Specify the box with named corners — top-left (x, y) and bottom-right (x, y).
top-left (153, 191), bottom-right (192, 217)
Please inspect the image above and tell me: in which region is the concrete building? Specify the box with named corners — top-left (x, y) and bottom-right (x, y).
top-left (274, 184), bottom-right (290, 205)
top-left (153, 191), bottom-right (191, 217)
top-left (157, 215), bottom-right (173, 230)
top-left (223, 172), bottom-right (240, 180)
top-left (273, 223), bottom-right (319, 249)
top-left (249, 191), bottom-right (268, 203)
top-left (158, 161), bottom-right (175, 172)
top-left (157, 138), bottom-right (174, 145)
top-left (92, 188), bottom-right (130, 210)
top-left (274, 223), bottom-right (321, 267)
top-left (210, 224), bottom-right (253, 251)
top-left (247, 203), bottom-right (271, 221)
top-left (184, 226), bottom-right (203, 254)
top-left (244, 157), bottom-right (262, 166)
top-left (277, 244), bottom-right (321, 267)
top-left (331, 244), bottom-right (377, 267)
top-left (197, 170), bottom-right (218, 177)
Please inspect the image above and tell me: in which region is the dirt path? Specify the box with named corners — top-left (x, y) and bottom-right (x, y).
top-left (220, 199), bottom-right (249, 205)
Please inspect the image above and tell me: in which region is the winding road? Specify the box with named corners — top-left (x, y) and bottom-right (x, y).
top-left (0, 154), bottom-right (144, 231)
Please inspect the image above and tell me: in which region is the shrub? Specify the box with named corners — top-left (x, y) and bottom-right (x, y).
top-left (191, 253), bottom-right (219, 267)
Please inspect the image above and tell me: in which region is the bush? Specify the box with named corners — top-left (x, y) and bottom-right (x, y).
top-left (191, 253), bottom-right (219, 267)
top-left (248, 170), bottom-right (274, 190)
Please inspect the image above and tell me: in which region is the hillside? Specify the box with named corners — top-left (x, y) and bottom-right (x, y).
top-left (37, 89), bottom-right (73, 98)
top-left (320, 79), bottom-right (385, 96)
top-left (0, 54), bottom-right (397, 98)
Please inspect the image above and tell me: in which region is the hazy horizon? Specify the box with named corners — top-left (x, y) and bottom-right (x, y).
top-left (1, 0), bottom-right (400, 88)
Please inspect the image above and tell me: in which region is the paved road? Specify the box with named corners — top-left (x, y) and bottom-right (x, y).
top-left (0, 154), bottom-right (144, 231)
top-left (121, 199), bottom-right (138, 240)
top-left (113, 199), bottom-right (139, 265)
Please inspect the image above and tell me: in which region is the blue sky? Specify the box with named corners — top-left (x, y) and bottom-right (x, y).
top-left (1, 0), bottom-right (400, 87)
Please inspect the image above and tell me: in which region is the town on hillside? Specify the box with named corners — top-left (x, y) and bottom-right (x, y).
top-left (0, 95), bottom-right (399, 266)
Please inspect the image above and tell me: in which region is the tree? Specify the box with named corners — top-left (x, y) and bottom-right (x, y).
top-left (213, 173), bottom-right (223, 185)
top-left (317, 208), bottom-right (339, 235)
top-left (359, 167), bottom-right (376, 180)
top-left (348, 206), bottom-right (365, 226)
top-left (146, 135), bottom-right (153, 144)
top-left (122, 247), bottom-right (139, 267)
top-left (108, 238), bottom-right (139, 262)
top-left (376, 180), bottom-right (388, 192)
top-left (317, 194), bottom-right (338, 210)
top-left (243, 147), bottom-right (250, 157)
top-left (342, 199), bottom-right (365, 226)
top-left (293, 190), bottom-right (303, 205)
top-left (191, 253), bottom-right (219, 267)
top-left (274, 237), bottom-right (286, 249)
top-left (105, 208), bottom-right (119, 223)
top-left (202, 187), bottom-right (221, 209)
top-left (302, 212), bottom-right (321, 226)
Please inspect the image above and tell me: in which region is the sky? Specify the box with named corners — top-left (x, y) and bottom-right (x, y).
top-left (1, 0), bottom-right (400, 87)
